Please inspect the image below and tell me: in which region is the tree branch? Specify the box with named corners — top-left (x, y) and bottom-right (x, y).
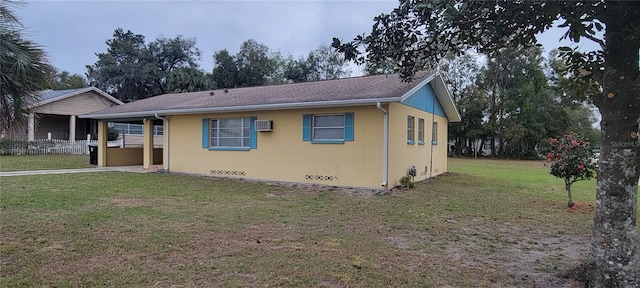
top-left (582, 34), bottom-right (606, 50)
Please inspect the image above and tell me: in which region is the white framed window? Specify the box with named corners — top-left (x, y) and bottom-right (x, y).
top-left (418, 118), bottom-right (424, 142)
top-left (407, 116), bottom-right (414, 142)
top-left (112, 123), bottom-right (163, 136)
top-left (432, 121), bottom-right (438, 144)
top-left (302, 113), bottom-right (354, 143)
top-left (313, 115), bottom-right (345, 141)
top-left (210, 117), bottom-right (251, 148)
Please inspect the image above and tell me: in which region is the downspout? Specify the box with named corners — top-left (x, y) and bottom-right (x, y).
top-left (429, 82), bottom-right (437, 179)
top-left (154, 113), bottom-right (169, 171)
top-left (376, 102), bottom-right (388, 187)
top-left (430, 96), bottom-right (435, 179)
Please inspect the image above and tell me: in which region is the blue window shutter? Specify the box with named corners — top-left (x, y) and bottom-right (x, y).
top-left (344, 112), bottom-right (354, 141)
top-left (249, 117), bottom-right (257, 149)
top-left (202, 118), bottom-right (209, 148)
top-left (302, 114), bottom-right (311, 141)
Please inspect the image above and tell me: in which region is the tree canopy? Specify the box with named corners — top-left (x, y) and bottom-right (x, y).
top-left (235, 39), bottom-right (275, 87)
top-left (212, 49), bottom-right (239, 89)
top-left (334, 1), bottom-right (639, 286)
top-left (87, 34), bottom-right (353, 98)
top-left (86, 28), bottom-right (201, 102)
top-left (50, 69), bottom-right (87, 90)
top-left (441, 47), bottom-right (599, 159)
top-left (212, 41), bottom-right (350, 88)
top-left (306, 44), bottom-right (349, 81)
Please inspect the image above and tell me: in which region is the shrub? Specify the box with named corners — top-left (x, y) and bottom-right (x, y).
top-left (546, 132), bottom-right (596, 207)
top-left (107, 126), bottom-right (119, 141)
top-left (399, 175), bottom-right (415, 188)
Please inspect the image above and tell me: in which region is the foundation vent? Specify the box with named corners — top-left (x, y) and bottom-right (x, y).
top-left (210, 170), bottom-right (246, 176)
top-left (305, 175), bottom-right (338, 181)
top-left (255, 120), bottom-right (273, 132)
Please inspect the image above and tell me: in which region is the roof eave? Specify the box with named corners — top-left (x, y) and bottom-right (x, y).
top-left (433, 74), bottom-right (461, 122)
top-left (79, 97), bottom-right (402, 120)
top-left (32, 87), bottom-right (124, 108)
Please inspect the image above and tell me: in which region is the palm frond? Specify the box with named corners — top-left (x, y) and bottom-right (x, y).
top-left (0, 4), bottom-right (52, 137)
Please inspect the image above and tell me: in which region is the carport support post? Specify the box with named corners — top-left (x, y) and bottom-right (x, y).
top-left (69, 115), bottom-right (76, 143)
top-left (97, 121), bottom-right (108, 167)
top-left (143, 119), bottom-right (154, 170)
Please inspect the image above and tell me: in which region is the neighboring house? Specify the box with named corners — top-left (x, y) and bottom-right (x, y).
top-left (81, 72), bottom-right (461, 189)
top-left (17, 87), bottom-right (123, 141)
top-left (448, 138), bottom-right (493, 157)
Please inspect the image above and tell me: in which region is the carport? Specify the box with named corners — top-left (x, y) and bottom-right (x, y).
top-left (94, 118), bottom-right (166, 171)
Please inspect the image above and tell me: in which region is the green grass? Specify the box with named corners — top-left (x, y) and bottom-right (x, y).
top-left (0, 154), bottom-right (95, 172)
top-left (449, 158), bottom-right (597, 203)
top-left (0, 158), bottom-right (636, 287)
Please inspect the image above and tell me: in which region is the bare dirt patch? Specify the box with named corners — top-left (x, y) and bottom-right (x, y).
top-left (204, 175), bottom-right (383, 197)
top-left (445, 221), bottom-right (590, 287)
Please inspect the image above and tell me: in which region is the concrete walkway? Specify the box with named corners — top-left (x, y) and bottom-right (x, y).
top-left (0, 166), bottom-right (149, 177)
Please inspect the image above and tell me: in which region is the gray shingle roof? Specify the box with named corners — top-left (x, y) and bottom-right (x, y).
top-left (37, 88), bottom-right (87, 102)
top-left (81, 72), bottom-right (460, 121)
top-left (31, 87), bottom-right (124, 108)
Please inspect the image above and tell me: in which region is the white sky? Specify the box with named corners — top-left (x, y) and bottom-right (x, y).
top-left (16, 0), bottom-right (600, 77)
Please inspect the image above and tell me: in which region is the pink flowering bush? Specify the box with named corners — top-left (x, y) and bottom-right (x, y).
top-left (547, 132), bottom-right (596, 207)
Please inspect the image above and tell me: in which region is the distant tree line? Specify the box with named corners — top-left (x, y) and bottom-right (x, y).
top-left (77, 28), bottom-right (349, 102)
top-left (69, 28), bottom-right (602, 160)
top-left (435, 46), bottom-right (600, 160)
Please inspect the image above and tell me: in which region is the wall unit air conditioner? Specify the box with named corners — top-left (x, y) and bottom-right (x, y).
top-left (254, 120), bottom-right (273, 132)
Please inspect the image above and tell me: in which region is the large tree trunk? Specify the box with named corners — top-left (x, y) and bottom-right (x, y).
top-left (591, 112), bottom-right (639, 287)
top-left (589, 3), bottom-right (640, 286)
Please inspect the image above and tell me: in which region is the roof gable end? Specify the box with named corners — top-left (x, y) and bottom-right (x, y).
top-left (33, 87), bottom-right (123, 108)
top-left (399, 73), bottom-right (461, 122)
top-left (401, 79), bottom-right (446, 117)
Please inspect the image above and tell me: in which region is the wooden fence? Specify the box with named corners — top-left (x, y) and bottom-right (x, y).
top-left (0, 139), bottom-right (123, 155)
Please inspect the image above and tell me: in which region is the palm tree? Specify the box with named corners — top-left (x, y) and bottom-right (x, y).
top-left (0, 0), bottom-right (52, 138)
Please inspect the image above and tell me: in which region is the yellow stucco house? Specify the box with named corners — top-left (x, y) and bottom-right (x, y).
top-left (81, 72), bottom-right (460, 189)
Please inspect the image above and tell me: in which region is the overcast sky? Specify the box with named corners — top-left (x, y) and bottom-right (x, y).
top-left (16, 0), bottom-right (599, 77)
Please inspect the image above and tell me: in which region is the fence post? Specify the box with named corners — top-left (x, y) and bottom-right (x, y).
top-left (87, 134), bottom-right (91, 154)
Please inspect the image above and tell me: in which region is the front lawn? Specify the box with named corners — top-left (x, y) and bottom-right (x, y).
top-left (0, 154), bottom-right (95, 172)
top-left (1, 158), bottom-right (631, 287)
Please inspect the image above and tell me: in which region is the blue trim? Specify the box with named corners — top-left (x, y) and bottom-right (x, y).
top-left (344, 112), bottom-right (354, 141)
top-left (402, 84), bottom-right (446, 117)
top-left (432, 141), bottom-right (439, 145)
top-left (249, 116), bottom-right (257, 149)
top-left (304, 112), bottom-right (354, 144)
top-left (208, 147), bottom-right (251, 151)
top-left (418, 141), bottom-right (425, 145)
top-left (302, 114), bottom-right (311, 141)
top-left (202, 118), bottom-right (209, 148)
top-left (407, 140), bottom-right (416, 145)
top-left (204, 117), bottom-right (257, 151)
top-left (311, 140), bottom-right (345, 144)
